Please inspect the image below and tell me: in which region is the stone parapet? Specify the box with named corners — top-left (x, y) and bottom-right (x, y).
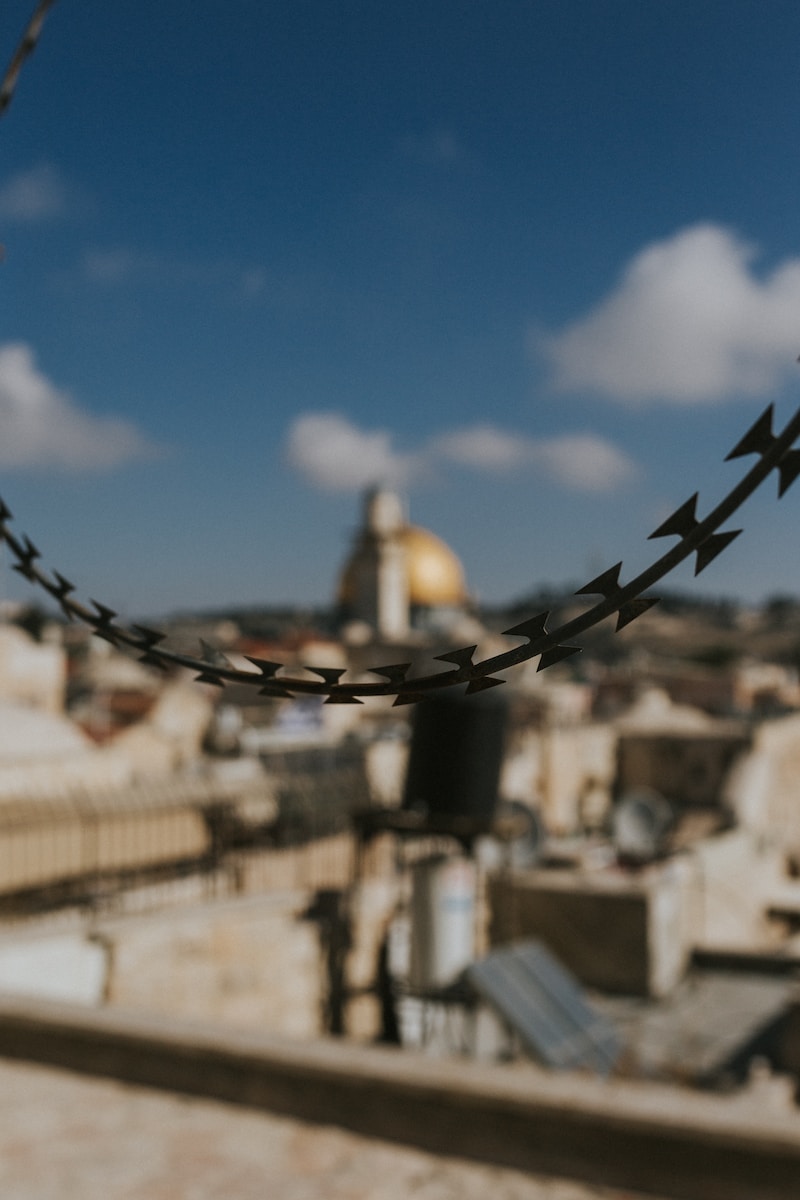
top-left (0, 996), bottom-right (797, 1200)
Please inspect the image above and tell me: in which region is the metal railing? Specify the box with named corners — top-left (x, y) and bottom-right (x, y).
top-left (0, 755), bottom-right (373, 922)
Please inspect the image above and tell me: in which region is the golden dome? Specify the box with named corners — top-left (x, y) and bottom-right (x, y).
top-left (401, 525), bottom-right (466, 607)
top-left (338, 523), bottom-right (466, 609)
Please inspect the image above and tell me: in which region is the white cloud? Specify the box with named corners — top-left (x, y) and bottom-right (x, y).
top-left (286, 413), bottom-right (420, 492)
top-left (538, 223), bottom-right (800, 404)
top-left (435, 424), bottom-right (638, 491)
top-left (0, 343), bottom-right (158, 471)
top-left (530, 433), bottom-right (639, 491)
top-left (81, 247), bottom-right (269, 303)
top-left (0, 164), bottom-right (68, 222)
top-left (433, 425), bottom-right (529, 470)
top-left (286, 413), bottom-right (637, 494)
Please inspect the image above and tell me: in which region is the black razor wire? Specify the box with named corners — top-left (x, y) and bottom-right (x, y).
top-left (1, 402), bottom-right (799, 704)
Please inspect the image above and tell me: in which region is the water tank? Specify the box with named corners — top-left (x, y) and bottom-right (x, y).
top-left (408, 854), bottom-right (477, 992)
top-left (402, 689), bottom-right (509, 826)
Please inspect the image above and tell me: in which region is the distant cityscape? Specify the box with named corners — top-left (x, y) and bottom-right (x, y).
top-left (0, 486), bottom-right (798, 1197)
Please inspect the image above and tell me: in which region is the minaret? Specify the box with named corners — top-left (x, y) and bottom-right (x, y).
top-left (350, 488), bottom-right (410, 640)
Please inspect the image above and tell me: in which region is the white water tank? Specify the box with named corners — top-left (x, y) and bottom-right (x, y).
top-left (408, 854), bottom-right (476, 992)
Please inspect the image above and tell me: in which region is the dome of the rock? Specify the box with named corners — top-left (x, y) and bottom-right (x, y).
top-left (337, 489), bottom-right (469, 639)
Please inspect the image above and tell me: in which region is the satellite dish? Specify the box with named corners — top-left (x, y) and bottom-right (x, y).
top-left (612, 788), bottom-right (675, 864)
top-left (499, 799), bottom-right (544, 868)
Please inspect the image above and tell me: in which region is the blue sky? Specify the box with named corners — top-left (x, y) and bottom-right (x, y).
top-left (2, 0), bottom-right (800, 619)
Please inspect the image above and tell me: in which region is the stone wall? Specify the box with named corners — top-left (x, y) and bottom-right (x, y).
top-left (0, 830), bottom-right (396, 1040)
top-left (103, 891), bottom-right (324, 1037)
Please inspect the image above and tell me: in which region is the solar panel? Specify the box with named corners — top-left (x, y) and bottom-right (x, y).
top-left (466, 940), bottom-right (621, 1073)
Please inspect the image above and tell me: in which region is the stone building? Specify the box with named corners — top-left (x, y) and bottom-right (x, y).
top-left (0, 622), bottom-right (65, 714)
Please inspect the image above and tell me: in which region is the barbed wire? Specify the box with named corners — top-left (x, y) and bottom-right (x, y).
top-left (0, 0), bottom-right (57, 117)
top-left (1, 401), bottom-right (799, 703)
top-left (2, 6), bottom-right (800, 703)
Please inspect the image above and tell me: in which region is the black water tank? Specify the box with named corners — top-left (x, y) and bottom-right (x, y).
top-left (402, 689), bottom-right (509, 825)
